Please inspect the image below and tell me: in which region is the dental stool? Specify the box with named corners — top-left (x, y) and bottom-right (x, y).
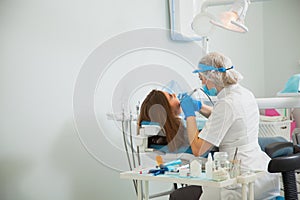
top-left (265, 142), bottom-right (300, 200)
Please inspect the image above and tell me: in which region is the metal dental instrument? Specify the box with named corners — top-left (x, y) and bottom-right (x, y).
top-left (187, 88), bottom-right (198, 96)
top-left (178, 88), bottom-right (198, 102)
top-left (181, 88), bottom-right (215, 106)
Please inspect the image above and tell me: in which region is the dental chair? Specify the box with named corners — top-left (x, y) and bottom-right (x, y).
top-left (135, 121), bottom-right (206, 164)
top-left (265, 141), bottom-right (300, 200)
top-left (134, 123), bottom-right (195, 199)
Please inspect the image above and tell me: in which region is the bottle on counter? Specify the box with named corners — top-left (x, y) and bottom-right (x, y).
top-left (205, 153), bottom-right (213, 179)
top-left (190, 158), bottom-right (202, 177)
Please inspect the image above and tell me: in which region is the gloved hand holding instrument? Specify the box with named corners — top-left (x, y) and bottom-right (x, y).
top-left (179, 93), bottom-right (202, 118)
top-left (178, 92), bottom-right (202, 118)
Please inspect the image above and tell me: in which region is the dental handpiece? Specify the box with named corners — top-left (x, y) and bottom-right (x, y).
top-left (187, 88), bottom-right (198, 96)
top-left (179, 88), bottom-right (198, 102)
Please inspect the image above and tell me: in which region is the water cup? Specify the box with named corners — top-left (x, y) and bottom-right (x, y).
top-left (229, 159), bottom-right (241, 178)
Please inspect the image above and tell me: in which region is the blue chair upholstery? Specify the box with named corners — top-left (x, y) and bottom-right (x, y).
top-left (258, 137), bottom-right (293, 158)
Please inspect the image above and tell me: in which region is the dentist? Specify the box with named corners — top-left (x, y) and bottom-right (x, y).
top-left (178, 52), bottom-right (280, 199)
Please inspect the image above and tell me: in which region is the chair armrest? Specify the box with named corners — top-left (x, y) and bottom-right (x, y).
top-left (265, 142), bottom-right (293, 158)
top-left (268, 153), bottom-right (300, 172)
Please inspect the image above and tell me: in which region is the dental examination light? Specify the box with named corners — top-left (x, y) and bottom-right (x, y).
top-left (209, 0), bottom-right (250, 33)
top-left (193, 0), bottom-right (270, 34)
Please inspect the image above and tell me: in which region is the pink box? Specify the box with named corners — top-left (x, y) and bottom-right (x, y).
top-left (291, 121), bottom-right (296, 139)
top-left (265, 109), bottom-right (280, 116)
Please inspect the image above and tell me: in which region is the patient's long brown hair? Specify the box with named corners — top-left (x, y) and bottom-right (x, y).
top-left (138, 90), bottom-right (184, 152)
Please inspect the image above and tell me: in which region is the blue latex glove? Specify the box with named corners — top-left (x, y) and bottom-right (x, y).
top-left (178, 93), bottom-right (202, 111)
top-left (180, 95), bottom-right (196, 118)
top-left (193, 99), bottom-right (202, 111)
top-left (177, 93), bottom-right (187, 101)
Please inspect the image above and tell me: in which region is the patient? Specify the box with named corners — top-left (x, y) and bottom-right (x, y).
top-left (138, 89), bottom-right (190, 152)
top-left (138, 89), bottom-right (203, 200)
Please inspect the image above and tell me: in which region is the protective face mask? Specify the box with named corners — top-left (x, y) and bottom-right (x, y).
top-left (202, 85), bottom-right (217, 96)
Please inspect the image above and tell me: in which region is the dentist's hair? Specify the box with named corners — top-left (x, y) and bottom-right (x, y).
top-left (200, 52), bottom-right (243, 87)
top-left (138, 90), bottom-right (185, 152)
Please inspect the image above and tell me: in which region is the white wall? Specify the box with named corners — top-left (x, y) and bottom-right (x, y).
top-left (264, 0), bottom-right (300, 97)
top-left (0, 0), bottom-right (298, 200)
top-left (209, 2), bottom-right (265, 97)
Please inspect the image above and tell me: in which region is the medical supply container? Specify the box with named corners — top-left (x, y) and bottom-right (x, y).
top-left (190, 158), bottom-right (202, 177)
top-left (259, 120), bottom-right (292, 141)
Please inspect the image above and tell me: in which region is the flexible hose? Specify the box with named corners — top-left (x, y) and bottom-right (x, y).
top-left (199, 88), bottom-right (215, 106)
top-left (121, 113), bottom-right (137, 194)
top-left (129, 113), bottom-right (136, 168)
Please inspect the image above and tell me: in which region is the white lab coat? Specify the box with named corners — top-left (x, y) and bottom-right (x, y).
top-left (199, 84), bottom-right (280, 200)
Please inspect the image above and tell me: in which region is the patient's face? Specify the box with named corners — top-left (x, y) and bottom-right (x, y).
top-left (163, 91), bottom-right (181, 116)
